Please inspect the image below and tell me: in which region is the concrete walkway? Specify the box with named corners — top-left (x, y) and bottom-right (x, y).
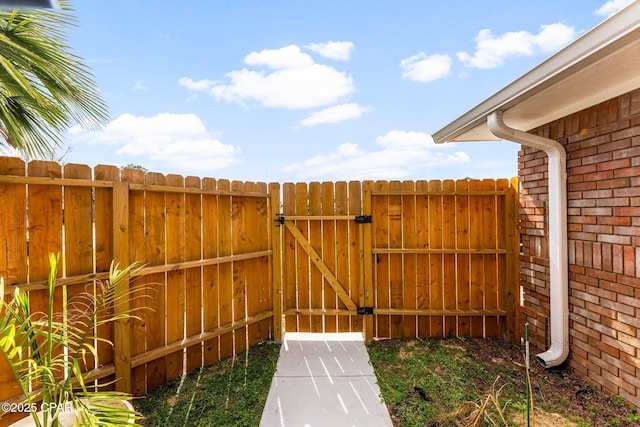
top-left (260, 332), bottom-right (393, 427)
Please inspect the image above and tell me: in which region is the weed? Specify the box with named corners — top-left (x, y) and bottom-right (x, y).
top-left (135, 341), bottom-right (280, 427)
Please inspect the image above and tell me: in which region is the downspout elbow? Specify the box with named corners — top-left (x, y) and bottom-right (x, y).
top-left (488, 111), bottom-right (569, 368)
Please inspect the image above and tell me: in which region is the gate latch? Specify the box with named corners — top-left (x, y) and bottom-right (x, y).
top-left (357, 306), bottom-right (374, 315)
top-left (275, 214), bottom-right (285, 225)
top-left (354, 215), bottom-right (372, 224)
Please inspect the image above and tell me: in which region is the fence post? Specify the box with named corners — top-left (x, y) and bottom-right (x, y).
top-left (360, 187), bottom-right (374, 343)
top-left (270, 183), bottom-right (283, 342)
top-left (504, 177), bottom-right (519, 340)
top-left (112, 181), bottom-right (132, 394)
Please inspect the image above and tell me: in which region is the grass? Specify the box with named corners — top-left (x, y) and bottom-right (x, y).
top-left (367, 337), bottom-right (640, 427)
top-left (134, 336), bottom-right (640, 427)
top-left (134, 341), bottom-right (280, 427)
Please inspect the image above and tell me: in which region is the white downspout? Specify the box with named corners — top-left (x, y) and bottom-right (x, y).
top-left (487, 110), bottom-right (569, 368)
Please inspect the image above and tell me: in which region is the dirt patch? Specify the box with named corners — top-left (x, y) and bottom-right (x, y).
top-left (368, 337), bottom-right (640, 426)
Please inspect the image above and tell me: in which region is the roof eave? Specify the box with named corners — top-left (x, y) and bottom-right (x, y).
top-left (433, 1), bottom-right (640, 144)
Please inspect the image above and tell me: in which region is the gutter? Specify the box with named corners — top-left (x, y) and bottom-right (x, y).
top-left (487, 110), bottom-right (569, 368)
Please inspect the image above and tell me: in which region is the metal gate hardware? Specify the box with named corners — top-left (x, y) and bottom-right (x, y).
top-left (275, 214), bottom-right (285, 225)
top-left (357, 306), bottom-right (374, 315)
top-left (354, 215), bottom-right (372, 224)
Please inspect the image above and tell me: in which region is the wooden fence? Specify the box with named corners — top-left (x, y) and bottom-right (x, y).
top-left (0, 157), bottom-right (275, 421)
top-left (0, 156), bottom-right (519, 424)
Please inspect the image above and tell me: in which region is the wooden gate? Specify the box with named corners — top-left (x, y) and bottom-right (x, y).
top-left (274, 179), bottom-right (518, 341)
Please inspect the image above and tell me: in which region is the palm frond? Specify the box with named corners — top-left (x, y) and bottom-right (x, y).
top-left (0, 0), bottom-right (108, 157)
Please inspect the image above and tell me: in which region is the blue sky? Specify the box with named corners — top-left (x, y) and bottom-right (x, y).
top-left (53, 0), bottom-right (633, 182)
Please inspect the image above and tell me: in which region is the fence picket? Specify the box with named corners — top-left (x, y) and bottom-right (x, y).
top-left (121, 168), bottom-right (147, 396)
top-left (217, 179), bottom-right (233, 359)
top-left (348, 181), bottom-right (362, 332)
top-left (321, 182), bottom-right (337, 332)
top-left (442, 180), bottom-right (457, 336)
top-left (455, 179), bottom-right (471, 337)
top-left (415, 180), bottom-right (430, 337)
top-left (185, 176), bottom-right (203, 371)
top-left (402, 181), bottom-right (417, 338)
top-left (202, 177), bottom-right (220, 365)
top-left (374, 181), bottom-right (390, 338)
top-left (335, 181), bottom-right (350, 332)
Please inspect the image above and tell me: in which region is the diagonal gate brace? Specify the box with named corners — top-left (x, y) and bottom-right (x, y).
top-left (283, 220), bottom-right (358, 311)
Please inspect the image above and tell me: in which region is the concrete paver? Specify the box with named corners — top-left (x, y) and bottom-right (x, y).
top-left (260, 332), bottom-right (393, 427)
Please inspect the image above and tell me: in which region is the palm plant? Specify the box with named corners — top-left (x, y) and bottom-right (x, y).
top-left (0, 0), bottom-right (108, 158)
top-left (0, 254), bottom-right (145, 426)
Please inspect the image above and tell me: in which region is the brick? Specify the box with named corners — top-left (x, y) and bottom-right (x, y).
top-left (602, 243), bottom-right (613, 271)
top-left (596, 177), bottom-right (631, 189)
top-left (618, 331), bottom-right (640, 349)
top-left (615, 226), bottom-right (640, 237)
top-left (617, 276), bottom-right (640, 290)
top-left (613, 207), bottom-right (640, 217)
top-left (612, 126), bottom-right (640, 140)
top-left (589, 354), bottom-right (618, 376)
top-left (613, 244), bottom-right (625, 273)
top-left (569, 145), bottom-right (598, 158)
top-left (598, 234), bottom-right (632, 246)
top-left (571, 305), bottom-right (600, 324)
top-left (597, 138), bottom-right (631, 153)
top-left (618, 312), bottom-right (640, 330)
top-left (583, 170), bottom-right (614, 182)
top-left (582, 224), bottom-right (613, 235)
top-left (568, 164), bottom-right (597, 176)
top-left (583, 189), bottom-right (614, 199)
top-left (615, 166), bottom-right (640, 178)
top-left (598, 158), bottom-right (633, 171)
top-left (571, 289), bottom-right (600, 305)
top-left (617, 378), bottom-right (640, 405)
top-left (581, 152), bottom-right (612, 165)
top-left (602, 334), bottom-right (637, 357)
top-left (624, 245), bottom-right (636, 276)
top-left (613, 186), bottom-right (640, 198)
top-left (612, 145), bottom-right (640, 159)
top-left (582, 207), bottom-right (613, 216)
top-left (585, 301), bottom-right (616, 319)
top-left (597, 216), bottom-right (631, 226)
top-left (583, 268), bottom-right (617, 282)
top-left (587, 284), bottom-right (619, 301)
top-left (600, 298), bottom-right (635, 316)
top-left (592, 242), bottom-right (602, 269)
top-left (596, 197), bottom-right (631, 207)
top-left (587, 319), bottom-right (618, 338)
top-left (601, 316), bottom-right (637, 337)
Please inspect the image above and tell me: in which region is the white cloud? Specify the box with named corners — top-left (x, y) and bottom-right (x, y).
top-left (178, 77), bottom-right (217, 91)
top-left (133, 80), bottom-right (151, 90)
top-left (299, 103), bottom-right (371, 126)
top-left (594, 0), bottom-right (633, 16)
top-left (457, 23), bottom-right (576, 69)
top-left (245, 45), bottom-right (314, 69)
top-left (305, 41), bottom-right (355, 61)
top-left (69, 113), bottom-right (241, 172)
top-left (400, 53), bottom-right (452, 82)
top-left (281, 130), bottom-right (469, 180)
top-left (180, 45), bottom-right (355, 109)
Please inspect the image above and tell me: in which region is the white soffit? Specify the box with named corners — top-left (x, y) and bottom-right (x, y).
top-left (433, 2), bottom-right (640, 143)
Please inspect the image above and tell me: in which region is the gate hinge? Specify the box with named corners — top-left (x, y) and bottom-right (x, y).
top-left (275, 214), bottom-right (285, 225)
top-left (357, 306), bottom-right (374, 315)
top-left (355, 215), bottom-right (372, 224)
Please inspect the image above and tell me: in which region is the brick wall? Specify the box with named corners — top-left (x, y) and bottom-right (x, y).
top-left (519, 88), bottom-right (640, 407)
